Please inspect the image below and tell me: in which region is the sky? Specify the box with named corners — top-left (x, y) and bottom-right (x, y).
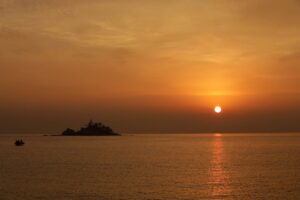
top-left (0, 0), bottom-right (300, 133)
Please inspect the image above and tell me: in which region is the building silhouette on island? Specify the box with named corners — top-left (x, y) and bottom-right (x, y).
top-left (62, 120), bottom-right (119, 136)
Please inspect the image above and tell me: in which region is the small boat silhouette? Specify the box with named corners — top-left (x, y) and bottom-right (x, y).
top-left (15, 139), bottom-right (25, 146)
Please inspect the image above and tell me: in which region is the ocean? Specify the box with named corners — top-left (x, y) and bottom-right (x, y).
top-left (0, 133), bottom-right (299, 199)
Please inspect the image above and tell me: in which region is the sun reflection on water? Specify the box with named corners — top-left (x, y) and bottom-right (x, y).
top-left (209, 133), bottom-right (232, 198)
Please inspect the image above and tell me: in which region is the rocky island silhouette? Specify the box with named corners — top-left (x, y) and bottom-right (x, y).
top-left (62, 120), bottom-right (120, 136)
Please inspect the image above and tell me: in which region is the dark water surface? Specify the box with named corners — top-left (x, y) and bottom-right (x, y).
top-left (0, 133), bottom-right (299, 199)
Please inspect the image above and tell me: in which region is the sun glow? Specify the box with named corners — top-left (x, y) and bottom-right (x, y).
top-left (214, 106), bottom-right (222, 113)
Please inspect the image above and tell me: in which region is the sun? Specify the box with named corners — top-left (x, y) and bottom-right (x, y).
top-left (214, 106), bottom-right (222, 113)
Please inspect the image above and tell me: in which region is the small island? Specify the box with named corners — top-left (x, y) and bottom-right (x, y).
top-left (62, 120), bottom-right (120, 136)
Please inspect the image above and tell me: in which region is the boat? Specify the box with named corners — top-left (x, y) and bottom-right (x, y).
top-left (15, 139), bottom-right (25, 146)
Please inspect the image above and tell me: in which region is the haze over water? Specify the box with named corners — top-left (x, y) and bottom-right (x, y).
top-left (1, 133), bottom-right (299, 200)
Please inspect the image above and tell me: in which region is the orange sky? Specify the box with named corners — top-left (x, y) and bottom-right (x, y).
top-left (0, 0), bottom-right (300, 133)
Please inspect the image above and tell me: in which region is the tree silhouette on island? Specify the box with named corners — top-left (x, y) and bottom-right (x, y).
top-left (62, 120), bottom-right (120, 136)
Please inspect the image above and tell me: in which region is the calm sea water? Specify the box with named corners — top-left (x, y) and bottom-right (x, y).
top-left (0, 133), bottom-right (299, 200)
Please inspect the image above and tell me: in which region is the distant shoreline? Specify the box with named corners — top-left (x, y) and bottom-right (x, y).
top-left (49, 134), bottom-right (120, 136)
top-left (60, 121), bottom-right (120, 136)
